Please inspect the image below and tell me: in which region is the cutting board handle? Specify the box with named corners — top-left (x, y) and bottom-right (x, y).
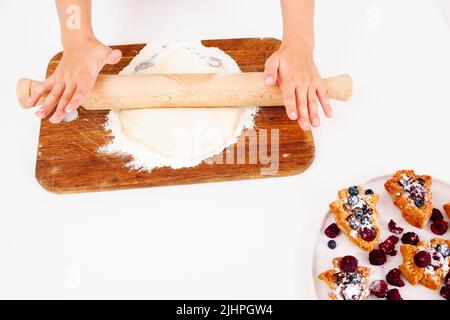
top-left (17, 73), bottom-right (353, 110)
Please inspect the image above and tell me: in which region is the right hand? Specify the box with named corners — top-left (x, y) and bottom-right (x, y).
top-left (28, 37), bottom-right (122, 124)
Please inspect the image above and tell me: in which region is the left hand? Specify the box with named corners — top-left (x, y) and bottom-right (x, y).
top-left (263, 42), bottom-right (333, 131)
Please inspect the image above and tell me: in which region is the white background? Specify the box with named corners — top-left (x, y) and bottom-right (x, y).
top-left (0, 0), bottom-right (449, 299)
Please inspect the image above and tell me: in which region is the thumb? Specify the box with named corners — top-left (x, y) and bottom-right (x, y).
top-left (263, 55), bottom-right (279, 86)
top-left (105, 49), bottom-right (122, 65)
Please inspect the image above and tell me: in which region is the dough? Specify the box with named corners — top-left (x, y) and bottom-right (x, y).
top-left (101, 42), bottom-right (257, 171)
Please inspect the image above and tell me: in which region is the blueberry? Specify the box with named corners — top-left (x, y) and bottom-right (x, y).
top-left (436, 244), bottom-right (450, 258)
top-left (348, 186), bottom-right (359, 196)
top-left (354, 210), bottom-right (364, 218)
top-left (414, 198), bottom-right (424, 207)
top-left (361, 215), bottom-right (371, 225)
top-left (349, 273), bottom-right (361, 284)
top-left (327, 240), bottom-right (337, 249)
top-left (416, 178), bottom-right (425, 186)
top-left (350, 221), bottom-right (360, 230)
top-left (348, 195), bottom-right (359, 206)
top-left (364, 189), bottom-right (374, 195)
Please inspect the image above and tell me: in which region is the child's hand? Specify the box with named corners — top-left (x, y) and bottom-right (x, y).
top-left (263, 42), bottom-right (332, 131)
top-left (28, 38), bottom-right (122, 124)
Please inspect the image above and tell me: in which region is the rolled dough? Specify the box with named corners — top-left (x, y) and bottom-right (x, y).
top-left (101, 41), bottom-right (257, 171)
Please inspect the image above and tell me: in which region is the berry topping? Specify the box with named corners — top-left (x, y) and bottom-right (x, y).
top-left (431, 220), bottom-right (448, 235)
top-left (348, 186), bottom-right (359, 196)
top-left (414, 198), bottom-right (424, 207)
top-left (324, 223), bottom-right (340, 238)
top-left (431, 208), bottom-right (444, 222)
top-left (416, 178), bottom-right (425, 186)
top-left (340, 255), bottom-right (358, 273)
top-left (370, 280), bottom-right (388, 298)
top-left (369, 249), bottom-right (387, 266)
top-left (358, 226), bottom-right (377, 242)
top-left (414, 251), bottom-right (431, 268)
top-left (431, 251), bottom-right (445, 269)
top-left (360, 215), bottom-right (371, 225)
top-left (401, 232), bottom-right (419, 245)
top-left (388, 219), bottom-right (404, 234)
top-left (346, 215), bottom-right (360, 230)
top-left (348, 195), bottom-right (359, 206)
top-left (440, 286), bottom-right (450, 300)
top-left (354, 210), bottom-right (364, 218)
top-left (364, 189), bottom-right (374, 195)
top-left (399, 174), bottom-right (426, 208)
top-left (436, 244), bottom-right (450, 258)
top-left (349, 273), bottom-right (362, 284)
top-left (327, 240), bottom-right (337, 249)
top-left (445, 272), bottom-right (450, 286)
top-left (386, 288), bottom-right (403, 300)
top-left (386, 268), bottom-right (405, 287)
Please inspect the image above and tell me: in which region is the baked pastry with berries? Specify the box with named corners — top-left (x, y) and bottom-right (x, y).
top-left (384, 170), bottom-right (433, 229)
top-left (329, 186), bottom-right (380, 251)
top-left (444, 203), bottom-right (450, 219)
top-left (399, 238), bottom-right (450, 290)
top-left (319, 256), bottom-right (372, 300)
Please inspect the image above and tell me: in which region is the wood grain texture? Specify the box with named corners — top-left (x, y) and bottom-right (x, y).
top-left (35, 38), bottom-right (315, 193)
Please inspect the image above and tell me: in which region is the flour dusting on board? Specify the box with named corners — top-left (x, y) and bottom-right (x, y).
top-left (99, 41), bottom-right (258, 171)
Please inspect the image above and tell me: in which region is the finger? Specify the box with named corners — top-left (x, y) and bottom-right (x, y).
top-left (105, 49), bottom-right (122, 65)
top-left (28, 78), bottom-right (55, 107)
top-left (317, 84), bottom-right (333, 118)
top-left (308, 87), bottom-right (320, 127)
top-left (263, 55), bottom-right (280, 86)
top-left (280, 82), bottom-right (298, 121)
top-left (36, 83), bottom-right (65, 120)
top-left (296, 85), bottom-right (310, 131)
top-left (54, 82), bottom-right (77, 116)
top-left (64, 81), bottom-right (93, 114)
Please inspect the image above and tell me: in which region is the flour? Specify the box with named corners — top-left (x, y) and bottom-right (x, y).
top-left (99, 41), bottom-right (258, 171)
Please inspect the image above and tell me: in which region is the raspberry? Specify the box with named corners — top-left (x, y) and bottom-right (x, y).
top-left (340, 255), bottom-right (358, 273)
top-left (324, 223), bottom-right (340, 238)
top-left (379, 235), bottom-right (399, 256)
top-left (431, 220), bottom-right (448, 235)
top-left (445, 272), bottom-right (450, 287)
top-left (414, 251), bottom-right (431, 268)
top-left (386, 288), bottom-right (403, 300)
top-left (369, 249), bottom-right (387, 266)
top-left (401, 232), bottom-right (419, 245)
top-left (440, 286), bottom-right (450, 300)
top-left (431, 208), bottom-right (444, 222)
top-left (386, 268), bottom-right (405, 287)
top-left (388, 219), bottom-right (404, 234)
top-left (370, 280), bottom-right (388, 298)
top-left (358, 226), bottom-right (377, 242)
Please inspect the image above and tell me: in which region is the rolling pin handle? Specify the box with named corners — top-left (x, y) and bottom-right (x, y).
top-left (17, 78), bottom-right (42, 109)
top-left (323, 74), bottom-right (353, 102)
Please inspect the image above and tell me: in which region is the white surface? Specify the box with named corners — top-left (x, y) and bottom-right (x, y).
top-left (313, 176), bottom-right (450, 300)
top-left (0, 0), bottom-right (449, 299)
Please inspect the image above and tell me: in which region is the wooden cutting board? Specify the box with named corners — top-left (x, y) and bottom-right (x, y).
top-left (35, 38), bottom-right (315, 193)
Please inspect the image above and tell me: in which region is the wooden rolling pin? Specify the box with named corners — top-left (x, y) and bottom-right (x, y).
top-left (17, 72), bottom-right (352, 110)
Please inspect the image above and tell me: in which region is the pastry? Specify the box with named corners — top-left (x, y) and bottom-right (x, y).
top-left (329, 186), bottom-right (380, 251)
top-left (384, 170), bottom-right (433, 229)
top-left (444, 203), bottom-right (450, 219)
top-left (319, 256), bottom-right (372, 300)
top-left (399, 238), bottom-right (450, 290)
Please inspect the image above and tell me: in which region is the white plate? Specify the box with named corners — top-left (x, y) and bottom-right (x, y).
top-left (312, 175), bottom-right (450, 300)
